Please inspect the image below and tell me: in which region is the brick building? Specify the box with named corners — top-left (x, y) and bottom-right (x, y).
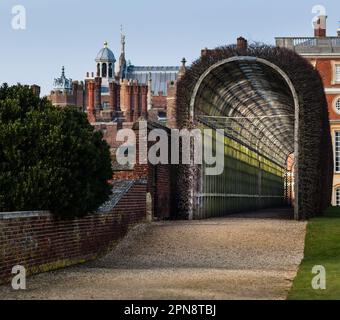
top-left (48, 31), bottom-right (183, 128)
top-left (48, 66), bottom-right (85, 112)
top-left (276, 16), bottom-right (340, 206)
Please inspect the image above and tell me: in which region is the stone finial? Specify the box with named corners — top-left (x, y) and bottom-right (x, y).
top-left (120, 25), bottom-right (126, 53)
top-left (178, 58), bottom-right (187, 78)
top-left (147, 72), bottom-right (152, 111)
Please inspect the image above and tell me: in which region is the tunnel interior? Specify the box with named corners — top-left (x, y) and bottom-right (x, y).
top-left (190, 57), bottom-right (298, 219)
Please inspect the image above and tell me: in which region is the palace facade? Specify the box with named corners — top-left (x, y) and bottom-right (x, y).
top-left (277, 16), bottom-right (340, 206)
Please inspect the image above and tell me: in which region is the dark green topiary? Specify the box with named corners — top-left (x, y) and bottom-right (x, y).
top-left (0, 84), bottom-right (113, 218)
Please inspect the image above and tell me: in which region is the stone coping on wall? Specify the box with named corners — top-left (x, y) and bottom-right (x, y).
top-left (0, 211), bottom-right (51, 220)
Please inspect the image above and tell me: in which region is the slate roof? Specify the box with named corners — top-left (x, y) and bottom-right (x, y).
top-left (97, 180), bottom-right (134, 213)
top-left (126, 65), bottom-right (180, 96)
top-left (96, 47), bottom-right (116, 63)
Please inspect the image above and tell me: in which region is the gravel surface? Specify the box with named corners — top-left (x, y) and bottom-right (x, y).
top-left (0, 209), bottom-right (307, 300)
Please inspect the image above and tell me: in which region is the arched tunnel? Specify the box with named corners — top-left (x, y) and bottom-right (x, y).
top-left (174, 44), bottom-right (333, 220)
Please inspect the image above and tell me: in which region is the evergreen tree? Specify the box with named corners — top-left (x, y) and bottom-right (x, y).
top-left (0, 84), bottom-right (113, 217)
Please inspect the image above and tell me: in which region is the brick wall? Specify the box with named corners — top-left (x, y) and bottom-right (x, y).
top-left (0, 181), bottom-right (146, 285)
top-left (112, 121), bottom-right (173, 219)
top-left (148, 164), bottom-right (172, 219)
top-left (312, 58), bottom-right (340, 121)
top-left (152, 94), bottom-right (167, 109)
top-left (315, 59), bottom-right (340, 88)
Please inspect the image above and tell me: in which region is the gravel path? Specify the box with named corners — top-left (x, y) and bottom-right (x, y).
top-left (0, 209), bottom-right (306, 300)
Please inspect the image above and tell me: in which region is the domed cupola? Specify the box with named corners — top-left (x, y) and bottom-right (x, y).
top-left (95, 42), bottom-right (116, 79)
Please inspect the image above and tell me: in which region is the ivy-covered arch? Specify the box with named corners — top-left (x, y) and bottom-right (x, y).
top-left (175, 44), bottom-right (332, 220)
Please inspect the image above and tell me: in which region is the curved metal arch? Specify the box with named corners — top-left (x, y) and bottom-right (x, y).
top-left (189, 56), bottom-right (300, 219)
top-left (194, 80), bottom-right (295, 161)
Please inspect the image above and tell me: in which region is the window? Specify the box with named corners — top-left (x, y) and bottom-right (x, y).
top-left (336, 98), bottom-right (340, 113)
top-left (102, 102), bottom-right (110, 109)
top-left (335, 132), bottom-right (340, 172)
top-left (97, 63), bottom-right (100, 77)
top-left (158, 111), bottom-right (167, 121)
top-left (336, 64), bottom-right (340, 82)
top-left (336, 188), bottom-right (340, 206)
top-left (109, 63), bottom-right (113, 78)
top-left (102, 63), bottom-right (107, 78)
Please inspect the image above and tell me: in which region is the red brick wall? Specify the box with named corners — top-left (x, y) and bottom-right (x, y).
top-left (315, 59), bottom-right (340, 88)
top-left (112, 124), bottom-right (149, 181)
top-left (326, 94), bottom-right (340, 119)
top-left (112, 122), bottom-right (172, 219)
top-left (0, 182), bottom-right (146, 285)
top-left (312, 58), bottom-right (340, 121)
top-left (48, 91), bottom-right (76, 107)
top-left (152, 95), bottom-right (167, 109)
top-left (148, 164), bottom-right (171, 219)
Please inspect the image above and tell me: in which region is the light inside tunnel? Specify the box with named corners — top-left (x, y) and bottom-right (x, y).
top-left (190, 57), bottom-right (298, 218)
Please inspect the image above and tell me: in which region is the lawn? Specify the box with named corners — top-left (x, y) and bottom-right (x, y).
top-left (288, 207), bottom-right (340, 300)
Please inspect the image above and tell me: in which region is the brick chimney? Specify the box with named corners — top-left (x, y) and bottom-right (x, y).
top-left (141, 85), bottom-right (148, 118)
top-left (314, 15), bottom-right (327, 37)
top-left (201, 48), bottom-right (212, 57)
top-left (109, 82), bottom-right (118, 115)
top-left (237, 37), bottom-right (248, 53)
top-left (86, 81), bottom-right (95, 123)
top-left (94, 77), bottom-right (102, 118)
top-left (30, 85), bottom-right (40, 97)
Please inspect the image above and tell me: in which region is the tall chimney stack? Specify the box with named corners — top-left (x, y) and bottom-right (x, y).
top-left (237, 37), bottom-right (248, 53)
top-left (314, 15), bottom-right (327, 37)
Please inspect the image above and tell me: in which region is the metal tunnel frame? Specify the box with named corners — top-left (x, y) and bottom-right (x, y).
top-left (189, 57), bottom-right (300, 219)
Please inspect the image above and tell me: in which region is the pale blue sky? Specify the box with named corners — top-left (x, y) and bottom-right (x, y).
top-left (0, 0), bottom-right (339, 95)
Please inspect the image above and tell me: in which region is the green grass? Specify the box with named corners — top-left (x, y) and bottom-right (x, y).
top-left (288, 207), bottom-right (340, 300)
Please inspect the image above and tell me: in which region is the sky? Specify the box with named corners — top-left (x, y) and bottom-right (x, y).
top-left (0, 0), bottom-right (339, 96)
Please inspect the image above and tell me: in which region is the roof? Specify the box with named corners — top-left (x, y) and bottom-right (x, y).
top-left (97, 180), bottom-right (134, 212)
top-left (275, 37), bottom-right (340, 55)
top-left (96, 43), bottom-right (116, 63)
top-left (126, 65), bottom-right (180, 96)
